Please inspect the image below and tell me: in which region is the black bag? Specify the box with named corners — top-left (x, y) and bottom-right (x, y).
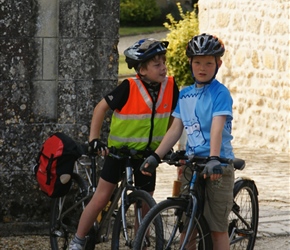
top-left (34, 132), bottom-right (83, 198)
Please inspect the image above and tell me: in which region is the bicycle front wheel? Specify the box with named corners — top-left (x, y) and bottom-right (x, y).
top-left (229, 179), bottom-right (259, 250)
top-left (111, 190), bottom-right (158, 250)
top-left (133, 198), bottom-right (212, 250)
top-left (50, 173), bottom-right (92, 250)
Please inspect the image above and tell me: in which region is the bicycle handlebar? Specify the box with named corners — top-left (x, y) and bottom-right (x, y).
top-left (162, 150), bottom-right (233, 166)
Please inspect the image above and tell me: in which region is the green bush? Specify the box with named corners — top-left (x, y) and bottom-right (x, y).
top-left (164, 3), bottom-right (199, 87)
top-left (120, 0), bottom-right (161, 26)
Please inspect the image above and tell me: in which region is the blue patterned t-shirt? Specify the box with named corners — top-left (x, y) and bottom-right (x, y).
top-left (172, 79), bottom-right (234, 159)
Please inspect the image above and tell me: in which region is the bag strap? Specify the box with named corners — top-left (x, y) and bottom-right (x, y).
top-left (46, 154), bottom-right (55, 185)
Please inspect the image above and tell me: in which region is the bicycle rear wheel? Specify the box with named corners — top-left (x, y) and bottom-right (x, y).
top-left (229, 179), bottom-right (259, 250)
top-left (133, 198), bottom-right (212, 250)
top-left (50, 173), bottom-right (93, 250)
top-left (111, 190), bottom-right (158, 250)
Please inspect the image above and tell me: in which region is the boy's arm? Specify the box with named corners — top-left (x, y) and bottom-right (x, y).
top-left (155, 117), bottom-right (184, 158)
top-left (203, 115), bottom-right (227, 180)
top-left (89, 98), bottom-right (110, 141)
top-left (209, 115), bottom-right (226, 157)
top-left (141, 118), bottom-right (184, 176)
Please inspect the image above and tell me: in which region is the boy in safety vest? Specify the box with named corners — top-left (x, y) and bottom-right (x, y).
top-left (140, 33), bottom-right (235, 250)
top-left (69, 38), bottom-right (179, 250)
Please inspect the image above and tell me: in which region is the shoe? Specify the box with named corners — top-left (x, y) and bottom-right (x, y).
top-left (69, 242), bottom-right (85, 250)
top-left (69, 235), bottom-right (86, 250)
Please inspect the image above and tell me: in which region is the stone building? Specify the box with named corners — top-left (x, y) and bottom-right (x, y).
top-left (198, 0), bottom-right (289, 154)
top-left (0, 0), bottom-right (119, 234)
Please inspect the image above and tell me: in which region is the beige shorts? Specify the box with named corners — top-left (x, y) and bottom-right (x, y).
top-left (179, 163), bottom-right (234, 232)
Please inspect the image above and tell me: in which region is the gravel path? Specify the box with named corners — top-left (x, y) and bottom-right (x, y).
top-left (118, 31), bottom-right (169, 54)
top-left (1, 235), bottom-right (289, 249)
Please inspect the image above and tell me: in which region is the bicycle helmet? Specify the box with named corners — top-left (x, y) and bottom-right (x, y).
top-left (124, 38), bottom-right (169, 70)
top-left (186, 33), bottom-right (225, 58)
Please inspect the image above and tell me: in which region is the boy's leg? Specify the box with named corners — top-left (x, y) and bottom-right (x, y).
top-left (204, 164), bottom-right (234, 249)
top-left (211, 231), bottom-right (230, 250)
top-left (133, 160), bottom-right (155, 231)
top-left (69, 178), bottom-right (116, 250)
top-left (76, 178), bottom-right (116, 238)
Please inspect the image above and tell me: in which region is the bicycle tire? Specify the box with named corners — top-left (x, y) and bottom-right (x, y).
top-left (50, 173), bottom-right (94, 250)
top-left (133, 198), bottom-right (213, 250)
top-left (111, 190), bottom-right (158, 250)
top-left (229, 179), bottom-right (259, 250)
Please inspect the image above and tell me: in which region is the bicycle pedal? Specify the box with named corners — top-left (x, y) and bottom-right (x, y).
top-left (101, 235), bottom-right (109, 242)
top-left (236, 228), bottom-right (253, 236)
top-left (51, 230), bottom-right (63, 237)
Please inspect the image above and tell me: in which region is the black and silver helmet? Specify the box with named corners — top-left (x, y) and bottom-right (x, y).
top-left (124, 38), bottom-right (169, 69)
top-left (186, 33), bottom-right (225, 58)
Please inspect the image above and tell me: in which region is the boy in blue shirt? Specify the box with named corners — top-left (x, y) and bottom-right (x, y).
top-left (141, 33), bottom-right (235, 250)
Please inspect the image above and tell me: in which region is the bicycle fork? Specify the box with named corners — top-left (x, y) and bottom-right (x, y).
top-left (121, 164), bottom-right (135, 246)
top-left (179, 170), bottom-right (199, 250)
top-left (179, 194), bottom-right (198, 249)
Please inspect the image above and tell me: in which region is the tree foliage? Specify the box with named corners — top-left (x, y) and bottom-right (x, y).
top-left (120, 0), bottom-right (161, 26)
top-left (164, 3), bottom-right (199, 87)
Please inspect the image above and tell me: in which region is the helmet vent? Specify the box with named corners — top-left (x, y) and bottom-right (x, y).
top-left (186, 33), bottom-right (225, 58)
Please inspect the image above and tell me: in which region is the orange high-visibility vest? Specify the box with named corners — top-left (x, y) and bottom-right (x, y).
top-left (108, 76), bottom-right (174, 151)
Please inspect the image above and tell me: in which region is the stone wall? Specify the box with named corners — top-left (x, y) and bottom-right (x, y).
top-left (0, 0), bottom-right (119, 231)
top-left (198, 0), bottom-right (289, 153)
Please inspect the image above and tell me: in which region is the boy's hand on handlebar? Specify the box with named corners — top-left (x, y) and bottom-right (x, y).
top-left (140, 153), bottom-right (161, 176)
top-left (88, 139), bottom-right (108, 156)
top-left (202, 156), bottom-right (223, 181)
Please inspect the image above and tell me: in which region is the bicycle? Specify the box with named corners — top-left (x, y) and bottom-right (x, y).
top-left (49, 145), bottom-right (159, 250)
top-left (133, 150), bottom-right (259, 250)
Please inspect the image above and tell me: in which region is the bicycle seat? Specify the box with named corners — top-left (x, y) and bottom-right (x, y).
top-left (233, 158), bottom-right (245, 170)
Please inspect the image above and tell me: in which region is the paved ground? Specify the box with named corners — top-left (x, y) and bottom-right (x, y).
top-left (118, 31), bottom-right (169, 54)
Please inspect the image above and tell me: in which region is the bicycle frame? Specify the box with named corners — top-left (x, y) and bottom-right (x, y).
top-left (50, 146), bottom-right (158, 250)
top-left (59, 154), bottom-right (122, 243)
top-left (113, 154), bottom-right (144, 246)
top-left (179, 169), bottom-right (199, 249)
top-left (121, 160), bottom-right (135, 244)
top-left (74, 150), bottom-right (149, 245)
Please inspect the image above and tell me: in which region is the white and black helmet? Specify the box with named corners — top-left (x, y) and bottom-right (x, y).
top-left (186, 33), bottom-right (225, 58)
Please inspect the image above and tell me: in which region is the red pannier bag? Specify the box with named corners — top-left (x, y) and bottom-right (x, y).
top-left (34, 132), bottom-right (83, 198)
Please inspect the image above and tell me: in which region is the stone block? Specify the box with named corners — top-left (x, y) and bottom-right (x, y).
top-left (32, 80), bottom-right (57, 120)
top-left (36, 0), bottom-right (58, 37)
top-left (43, 38), bottom-right (57, 80)
top-left (58, 38), bottom-right (118, 80)
top-left (1, 81), bottom-right (32, 124)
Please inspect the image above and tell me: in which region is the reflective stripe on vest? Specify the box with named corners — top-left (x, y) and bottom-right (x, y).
top-left (108, 76), bottom-right (174, 151)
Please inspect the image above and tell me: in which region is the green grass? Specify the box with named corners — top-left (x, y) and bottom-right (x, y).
top-left (119, 26), bottom-right (167, 36)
